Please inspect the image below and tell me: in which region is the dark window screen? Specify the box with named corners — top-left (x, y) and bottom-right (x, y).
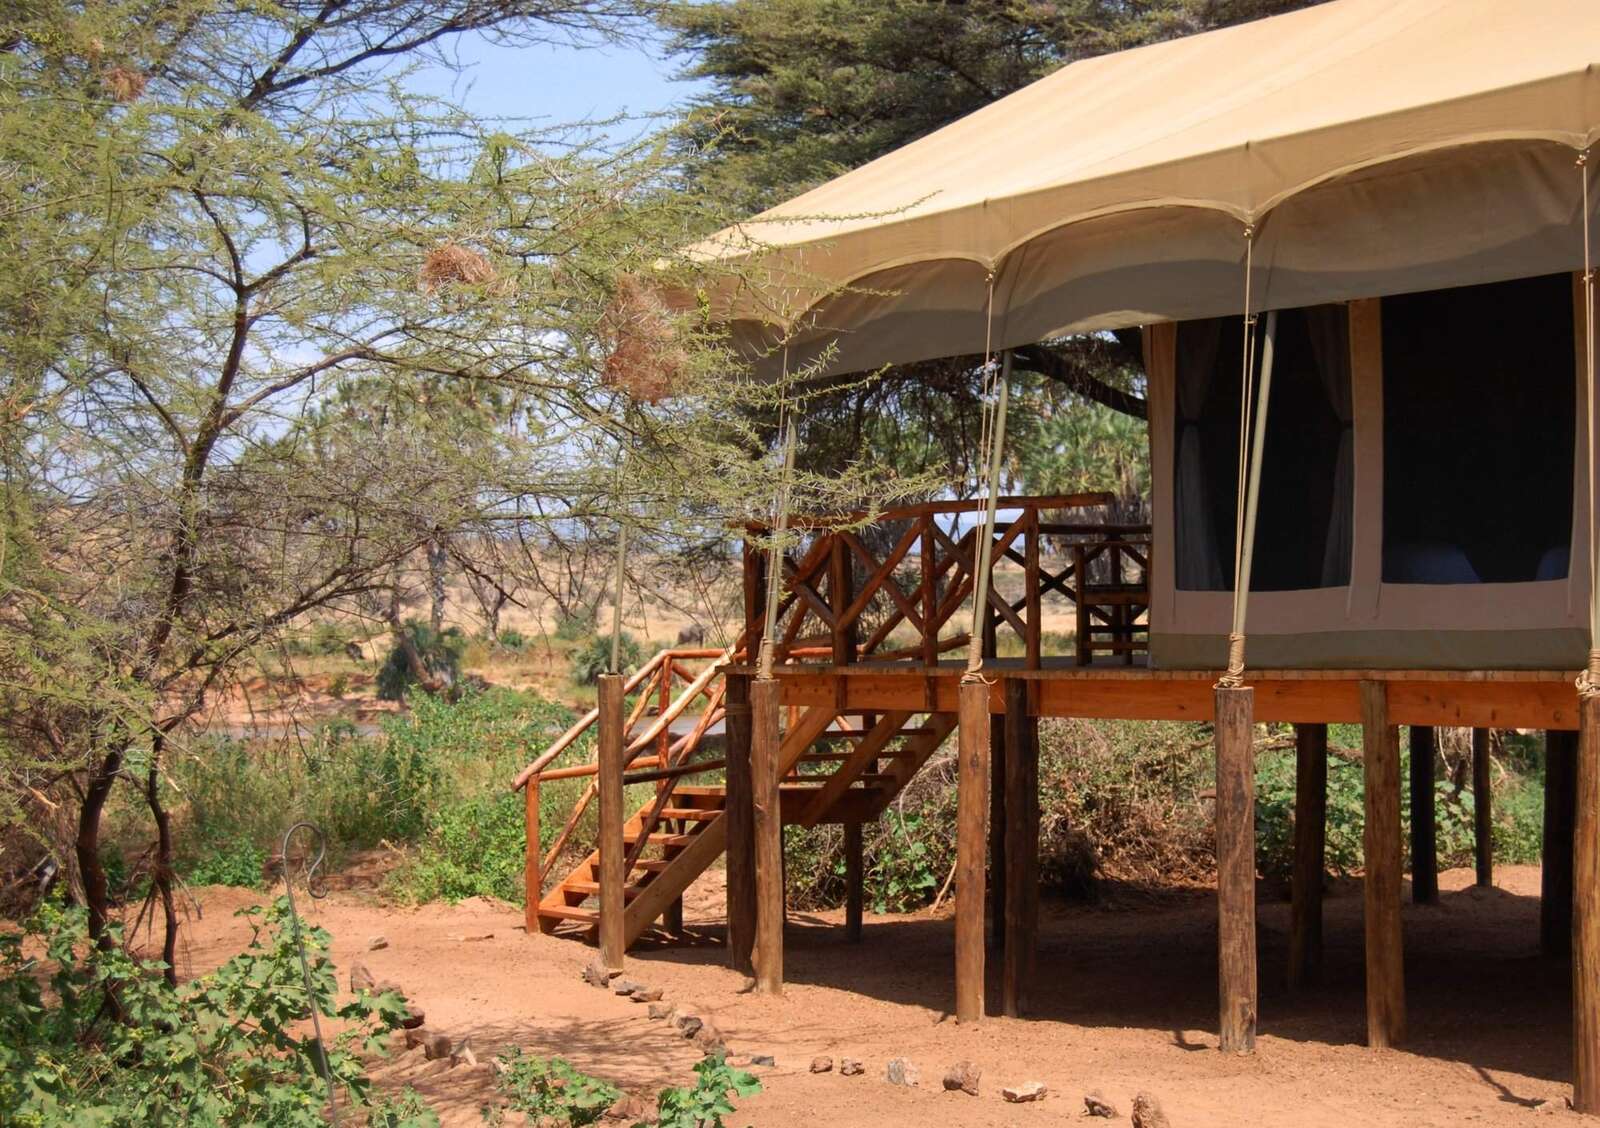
top-left (1173, 306), bottom-right (1354, 592)
top-left (1381, 274), bottom-right (1574, 585)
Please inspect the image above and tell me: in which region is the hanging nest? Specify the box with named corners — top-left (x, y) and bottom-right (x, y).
top-left (102, 66), bottom-right (147, 103)
top-left (600, 273), bottom-right (688, 405)
top-left (419, 243), bottom-right (500, 293)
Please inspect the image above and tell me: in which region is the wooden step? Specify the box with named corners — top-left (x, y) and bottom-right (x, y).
top-left (623, 830), bottom-right (699, 848)
top-left (538, 905), bottom-right (598, 924)
top-left (657, 807), bottom-right (720, 821)
top-left (563, 880), bottom-right (645, 899)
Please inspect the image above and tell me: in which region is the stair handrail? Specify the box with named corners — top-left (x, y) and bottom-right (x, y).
top-left (510, 646), bottom-right (723, 792)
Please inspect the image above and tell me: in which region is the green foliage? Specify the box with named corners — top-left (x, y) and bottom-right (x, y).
top-left (485, 1050), bottom-right (620, 1126)
top-left (390, 788), bottom-right (527, 903)
top-left (494, 628), bottom-right (529, 651)
top-left (651, 1054), bottom-right (762, 1128)
top-left (367, 1088), bottom-right (441, 1128)
top-left (184, 831), bottom-right (269, 890)
top-left (554, 610), bottom-right (598, 642)
top-left (0, 898), bottom-right (412, 1126)
top-left (287, 622), bottom-right (361, 658)
top-left (569, 631), bottom-right (644, 686)
top-left (378, 621), bottom-right (469, 702)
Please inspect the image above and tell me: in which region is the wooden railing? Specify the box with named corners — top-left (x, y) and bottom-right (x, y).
top-left (742, 494), bottom-right (1151, 670)
top-left (513, 646), bottom-right (734, 900)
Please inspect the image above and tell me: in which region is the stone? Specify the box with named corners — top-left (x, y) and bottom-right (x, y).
top-left (349, 962), bottom-right (375, 993)
top-left (810, 1056), bottom-right (834, 1074)
top-left (942, 1061), bottom-right (980, 1097)
top-left (582, 960), bottom-right (613, 988)
top-left (693, 1022), bottom-right (728, 1055)
top-left (368, 935), bottom-right (389, 951)
top-left (604, 1093), bottom-right (651, 1122)
top-left (630, 986), bottom-right (664, 1003)
top-left (400, 1006), bottom-right (426, 1030)
top-left (839, 1059), bottom-right (865, 1077)
top-left (885, 1059), bottom-right (920, 1087)
top-left (675, 1014), bottom-right (704, 1039)
top-left (613, 978), bottom-right (643, 996)
top-left (647, 1002), bottom-right (675, 1020)
top-left (1131, 1092), bottom-right (1170, 1128)
top-left (403, 1026), bottom-right (432, 1050)
top-left (749, 1054), bottom-right (775, 1068)
top-left (1002, 1082), bottom-right (1048, 1104)
top-left (422, 1032), bottom-right (453, 1061)
top-left (736, 976), bottom-right (758, 994)
top-left (1085, 1091), bottom-right (1119, 1118)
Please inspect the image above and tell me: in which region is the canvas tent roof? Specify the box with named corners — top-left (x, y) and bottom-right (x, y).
top-left (695, 0), bottom-right (1600, 377)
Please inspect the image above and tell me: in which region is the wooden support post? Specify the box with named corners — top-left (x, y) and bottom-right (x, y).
top-left (1574, 694), bottom-right (1600, 1113)
top-left (597, 673), bottom-right (626, 971)
top-left (524, 779), bottom-right (541, 934)
top-left (1288, 723), bottom-right (1326, 989)
top-left (725, 673), bottom-right (755, 975)
top-left (1543, 729), bottom-right (1578, 957)
top-left (1473, 728), bottom-right (1494, 888)
top-left (956, 677), bottom-right (990, 1023)
top-left (751, 676), bottom-right (784, 995)
top-left (1360, 681), bottom-right (1405, 1049)
top-left (1002, 678), bottom-right (1039, 1018)
top-left (743, 538), bottom-right (766, 661)
top-left (989, 709), bottom-right (1006, 950)
top-left (1409, 726), bottom-right (1438, 905)
top-left (844, 821), bottom-right (864, 943)
top-left (1214, 685), bottom-right (1257, 1053)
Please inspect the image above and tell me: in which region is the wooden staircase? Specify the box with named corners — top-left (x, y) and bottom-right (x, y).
top-left (533, 699), bottom-right (955, 949)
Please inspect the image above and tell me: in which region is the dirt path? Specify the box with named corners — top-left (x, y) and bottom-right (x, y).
top-left (172, 864), bottom-right (1577, 1126)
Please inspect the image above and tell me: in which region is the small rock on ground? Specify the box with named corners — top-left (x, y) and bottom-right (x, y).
top-left (367, 935), bottom-right (389, 951)
top-left (422, 1032), bottom-right (453, 1061)
top-left (749, 1054), bottom-right (775, 1068)
top-left (604, 1093), bottom-right (651, 1122)
top-left (1131, 1092), bottom-right (1170, 1128)
top-left (810, 1057), bottom-right (833, 1074)
top-left (840, 1059), bottom-right (865, 1077)
top-left (675, 1014), bottom-right (704, 1039)
top-left (1002, 1082), bottom-right (1048, 1104)
top-left (1085, 1091), bottom-right (1119, 1118)
top-left (403, 1026), bottom-right (432, 1050)
top-left (349, 963), bottom-right (375, 993)
top-left (942, 1062), bottom-right (980, 1097)
top-left (647, 1002), bottom-right (675, 1020)
top-left (630, 986), bottom-right (664, 1002)
top-left (582, 960), bottom-right (614, 988)
top-left (612, 979), bottom-right (643, 996)
top-left (885, 1059), bottom-right (920, 1087)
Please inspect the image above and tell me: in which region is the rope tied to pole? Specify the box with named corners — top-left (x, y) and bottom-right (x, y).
top-left (1579, 151), bottom-right (1600, 701)
top-left (758, 348), bottom-right (796, 681)
top-left (966, 271), bottom-right (1010, 680)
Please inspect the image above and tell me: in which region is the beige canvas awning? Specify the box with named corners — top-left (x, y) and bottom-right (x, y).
top-left (693, 0), bottom-right (1600, 377)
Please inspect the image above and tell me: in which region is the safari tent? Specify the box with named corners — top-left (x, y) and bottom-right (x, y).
top-left (520, 0), bottom-right (1600, 1111)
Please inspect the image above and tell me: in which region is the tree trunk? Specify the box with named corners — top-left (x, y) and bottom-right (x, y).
top-left (427, 535), bottom-right (448, 633)
top-left (76, 748), bottom-right (123, 949)
top-left (145, 744), bottom-right (179, 986)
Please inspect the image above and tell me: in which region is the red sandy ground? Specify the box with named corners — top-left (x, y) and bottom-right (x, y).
top-left (168, 864), bottom-right (1578, 1126)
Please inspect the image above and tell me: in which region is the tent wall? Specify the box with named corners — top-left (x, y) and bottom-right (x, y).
top-left (1149, 273), bottom-right (1596, 670)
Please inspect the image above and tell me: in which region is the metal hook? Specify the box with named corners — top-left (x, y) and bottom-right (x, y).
top-left (278, 821), bottom-right (340, 1127)
top-left (281, 822), bottom-right (329, 900)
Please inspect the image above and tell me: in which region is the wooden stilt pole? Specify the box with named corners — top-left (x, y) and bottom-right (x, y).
top-left (1409, 726), bottom-right (1438, 905)
top-left (1288, 723), bottom-right (1326, 989)
top-left (524, 778), bottom-right (541, 934)
top-left (955, 677), bottom-right (989, 1024)
top-left (1002, 678), bottom-right (1039, 1018)
top-left (724, 673), bottom-right (755, 974)
top-left (1575, 695), bottom-right (1600, 1113)
top-left (1473, 728), bottom-right (1494, 888)
top-left (751, 676), bottom-right (784, 995)
top-left (1215, 685), bottom-right (1257, 1053)
top-left (989, 710), bottom-right (1006, 951)
top-left (844, 821), bottom-right (864, 943)
top-left (597, 673), bottom-right (626, 970)
top-left (1543, 729), bottom-right (1578, 958)
top-left (1360, 681), bottom-right (1405, 1049)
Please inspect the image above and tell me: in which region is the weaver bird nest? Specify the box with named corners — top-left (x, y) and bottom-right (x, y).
top-left (600, 274), bottom-right (688, 404)
top-left (419, 243), bottom-right (501, 293)
top-left (102, 66), bottom-right (147, 103)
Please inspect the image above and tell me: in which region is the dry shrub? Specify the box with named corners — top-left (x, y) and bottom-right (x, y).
top-left (102, 66), bottom-right (147, 103)
top-left (1037, 717), bottom-right (1216, 894)
top-left (419, 243), bottom-right (499, 293)
top-left (599, 273), bottom-right (688, 404)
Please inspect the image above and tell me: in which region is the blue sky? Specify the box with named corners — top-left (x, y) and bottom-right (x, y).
top-left (407, 32), bottom-right (706, 132)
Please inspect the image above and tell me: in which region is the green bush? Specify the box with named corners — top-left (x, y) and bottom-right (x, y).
top-left (495, 627), bottom-right (529, 651)
top-left (285, 620), bottom-right (361, 658)
top-left (0, 897), bottom-right (420, 1126)
top-left (553, 609), bottom-right (596, 642)
top-left (376, 620), bottom-right (468, 701)
top-left (484, 1050), bottom-right (619, 1126)
top-left (653, 1054), bottom-right (761, 1128)
top-left (568, 631), bottom-right (643, 686)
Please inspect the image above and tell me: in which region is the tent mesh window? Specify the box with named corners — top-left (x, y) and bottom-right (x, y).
top-left (1381, 273), bottom-right (1574, 586)
top-left (1173, 305), bottom-right (1354, 592)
